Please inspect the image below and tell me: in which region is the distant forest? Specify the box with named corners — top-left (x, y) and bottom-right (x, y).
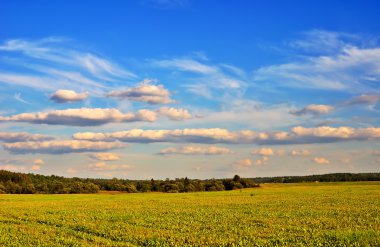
top-left (0, 170), bottom-right (258, 194)
top-left (0, 170), bottom-right (379, 194)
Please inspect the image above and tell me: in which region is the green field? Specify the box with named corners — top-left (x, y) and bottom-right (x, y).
top-left (0, 182), bottom-right (379, 246)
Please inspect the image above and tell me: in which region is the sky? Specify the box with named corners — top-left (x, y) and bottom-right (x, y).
top-left (0, 0), bottom-right (380, 179)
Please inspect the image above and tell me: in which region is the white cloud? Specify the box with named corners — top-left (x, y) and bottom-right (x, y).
top-left (313, 156), bottom-right (330, 165)
top-left (290, 149), bottom-right (311, 156)
top-left (344, 94), bottom-right (380, 106)
top-left (152, 58), bottom-right (217, 74)
top-left (158, 145), bottom-right (233, 155)
top-left (0, 38), bottom-right (136, 80)
top-left (255, 156), bottom-right (269, 166)
top-left (88, 162), bottom-right (131, 172)
top-left (34, 159), bottom-right (45, 165)
top-left (252, 148), bottom-right (274, 156)
top-left (50, 89), bottom-right (88, 103)
top-left (31, 159), bottom-right (44, 171)
top-left (233, 158), bottom-right (253, 168)
top-left (0, 38), bottom-right (135, 93)
top-left (0, 132), bottom-right (54, 142)
top-left (108, 81), bottom-right (173, 104)
top-left (0, 164), bottom-right (26, 172)
top-left (157, 107), bottom-right (192, 121)
top-left (14, 93), bottom-right (31, 105)
top-left (194, 100), bottom-right (300, 130)
top-left (66, 168), bottom-right (78, 174)
top-left (0, 108), bottom-right (157, 126)
top-left (254, 30), bottom-right (380, 92)
top-left (151, 58), bottom-right (247, 99)
top-left (73, 126), bottom-right (380, 145)
top-left (290, 104), bottom-right (334, 116)
top-left (89, 153), bottom-right (120, 161)
top-left (3, 140), bottom-right (125, 154)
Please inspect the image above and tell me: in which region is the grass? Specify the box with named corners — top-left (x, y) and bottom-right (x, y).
top-left (0, 182), bottom-right (379, 246)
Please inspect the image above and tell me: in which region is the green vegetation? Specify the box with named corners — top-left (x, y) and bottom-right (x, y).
top-left (0, 182), bottom-right (379, 246)
top-left (1, 169), bottom-right (379, 194)
top-left (0, 170), bottom-right (258, 194)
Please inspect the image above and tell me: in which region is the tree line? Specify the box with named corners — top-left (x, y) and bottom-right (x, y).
top-left (254, 173), bottom-right (380, 183)
top-left (0, 170), bottom-right (258, 194)
top-left (1, 170), bottom-right (379, 194)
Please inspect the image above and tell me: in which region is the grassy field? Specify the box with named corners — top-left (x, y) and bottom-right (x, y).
top-left (0, 182), bottom-right (379, 246)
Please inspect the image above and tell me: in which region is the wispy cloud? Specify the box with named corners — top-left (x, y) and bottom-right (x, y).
top-left (14, 93), bottom-right (32, 105)
top-left (254, 30), bottom-right (380, 93)
top-left (151, 57), bottom-right (247, 99)
top-left (343, 94), bottom-right (380, 106)
top-left (0, 38), bottom-right (136, 93)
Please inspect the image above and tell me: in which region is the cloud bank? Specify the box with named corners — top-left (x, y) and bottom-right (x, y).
top-left (0, 132), bottom-right (54, 142)
top-left (3, 140), bottom-right (125, 154)
top-left (158, 145), bottom-right (233, 155)
top-left (73, 126), bottom-right (380, 145)
top-left (0, 108), bottom-right (157, 126)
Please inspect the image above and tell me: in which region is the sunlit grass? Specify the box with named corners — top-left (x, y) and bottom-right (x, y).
top-left (0, 182), bottom-right (379, 246)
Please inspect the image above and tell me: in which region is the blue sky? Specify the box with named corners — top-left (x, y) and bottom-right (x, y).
top-left (0, 0), bottom-right (379, 179)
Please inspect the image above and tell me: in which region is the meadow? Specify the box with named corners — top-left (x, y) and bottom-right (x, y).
top-left (0, 182), bottom-right (379, 246)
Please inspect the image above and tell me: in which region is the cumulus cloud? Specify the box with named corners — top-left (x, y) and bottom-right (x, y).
top-left (0, 132), bottom-right (54, 142)
top-left (233, 158), bottom-right (253, 168)
top-left (344, 94), bottom-right (380, 106)
top-left (290, 104), bottom-right (334, 116)
top-left (31, 159), bottom-right (44, 171)
top-left (3, 140), bottom-right (125, 154)
top-left (50, 89), bottom-right (88, 103)
top-left (252, 148), bottom-right (274, 156)
top-left (66, 168), bottom-right (78, 174)
top-left (0, 108), bottom-right (157, 126)
top-left (255, 156), bottom-right (269, 166)
top-left (158, 146), bottom-right (233, 155)
top-left (157, 107), bottom-right (192, 121)
top-left (313, 157), bottom-right (330, 165)
top-left (290, 149), bottom-right (311, 156)
top-left (107, 81), bottom-right (173, 104)
top-left (88, 162), bottom-right (131, 172)
top-left (73, 126), bottom-right (380, 145)
top-left (89, 153), bottom-right (120, 161)
top-left (0, 164), bottom-right (26, 172)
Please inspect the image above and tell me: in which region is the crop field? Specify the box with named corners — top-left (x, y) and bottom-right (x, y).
top-left (0, 182), bottom-right (379, 246)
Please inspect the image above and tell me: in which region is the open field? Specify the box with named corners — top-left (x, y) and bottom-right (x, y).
top-left (0, 182), bottom-right (379, 246)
